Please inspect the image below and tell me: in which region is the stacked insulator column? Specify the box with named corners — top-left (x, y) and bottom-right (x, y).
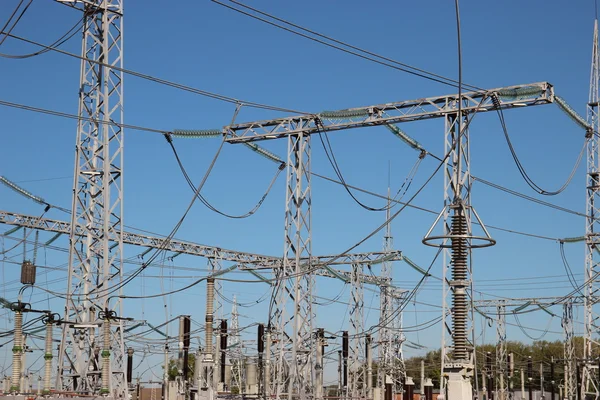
top-left (450, 211), bottom-right (468, 360)
top-left (101, 318), bottom-right (111, 395)
top-left (11, 309), bottom-right (23, 393)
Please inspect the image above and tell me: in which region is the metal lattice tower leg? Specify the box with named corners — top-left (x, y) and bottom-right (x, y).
top-left (57, 0), bottom-right (125, 397)
top-left (564, 303), bottom-right (576, 400)
top-left (273, 132), bottom-right (313, 400)
top-left (584, 17), bottom-right (600, 400)
top-left (391, 294), bottom-right (406, 394)
top-left (349, 263), bottom-right (365, 399)
top-left (496, 302), bottom-right (507, 400)
top-left (378, 193), bottom-right (393, 392)
top-left (424, 106), bottom-right (495, 399)
top-left (442, 112), bottom-right (472, 378)
top-left (229, 296), bottom-right (245, 394)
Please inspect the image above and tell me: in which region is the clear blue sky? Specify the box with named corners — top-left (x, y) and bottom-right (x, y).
top-left (0, 0), bottom-right (595, 386)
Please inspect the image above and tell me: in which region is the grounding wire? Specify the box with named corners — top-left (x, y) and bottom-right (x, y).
top-left (2, 32), bottom-right (309, 114)
top-left (165, 133), bottom-right (285, 219)
top-left (212, 0), bottom-right (485, 92)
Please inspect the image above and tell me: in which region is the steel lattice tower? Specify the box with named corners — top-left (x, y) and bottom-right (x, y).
top-left (57, 0), bottom-right (125, 397)
top-left (378, 194), bottom-right (394, 392)
top-left (273, 132), bottom-right (314, 400)
top-left (584, 17), bottom-right (600, 400)
top-left (229, 296), bottom-right (245, 393)
top-left (349, 263), bottom-right (365, 399)
top-left (564, 303), bottom-right (576, 400)
top-left (440, 111), bottom-right (473, 391)
top-left (390, 292), bottom-right (406, 393)
top-left (496, 302), bottom-right (507, 400)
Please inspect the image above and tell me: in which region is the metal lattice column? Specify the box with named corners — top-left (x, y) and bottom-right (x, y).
top-left (349, 263), bottom-right (365, 399)
top-left (390, 292), bottom-right (406, 394)
top-left (564, 303), bottom-right (576, 400)
top-left (273, 132), bottom-right (314, 400)
top-left (57, 1), bottom-right (125, 397)
top-left (378, 197), bottom-right (393, 391)
top-left (584, 17), bottom-right (600, 400)
top-left (440, 109), bottom-right (474, 394)
top-left (229, 296), bottom-right (245, 394)
top-left (496, 302), bottom-right (507, 400)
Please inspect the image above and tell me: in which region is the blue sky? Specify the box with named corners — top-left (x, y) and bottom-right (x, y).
top-left (0, 0), bottom-right (596, 386)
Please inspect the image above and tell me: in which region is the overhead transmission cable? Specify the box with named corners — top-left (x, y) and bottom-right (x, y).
top-left (164, 134), bottom-right (285, 219)
top-left (0, 0), bottom-right (32, 48)
top-left (1, 32), bottom-right (308, 114)
top-left (211, 0), bottom-right (485, 92)
top-left (493, 95), bottom-right (587, 196)
top-left (316, 120), bottom-right (424, 212)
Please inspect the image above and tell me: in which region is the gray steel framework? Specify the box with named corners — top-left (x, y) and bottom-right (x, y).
top-left (564, 302), bottom-right (576, 400)
top-left (222, 83), bottom-right (553, 144)
top-left (56, 0), bottom-right (126, 397)
top-left (349, 263), bottom-right (365, 400)
top-left (0, 210), bottom-right (402, 285)
top-left (496, 302), bottom-right (507, 400)
top-left (584, 17), bottom-right (600, 400)
top-left (272, 132), bottom-right (313, 400)
top-left (378, 198), bottom-right (395, 392)
top-left (229, 297), bottom-right (245, 394)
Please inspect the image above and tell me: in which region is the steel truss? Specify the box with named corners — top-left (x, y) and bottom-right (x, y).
top-left (496, 301), bottom-right (507, 400)
top-left (349, 263), bottom-right (365, 399)
top-left (584, 17), bottom-right (600, 400)
top-left (56, 0), bottom-right (125, 397)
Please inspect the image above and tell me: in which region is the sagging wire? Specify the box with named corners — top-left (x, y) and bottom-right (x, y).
top-left (0, 15), bottom-right (83, 59)
top-left (316, 118), bottom-right (424, 212)
top-left (86, 136), bottom-right (229, 300)
top-left (491, 93), bottom-right (587, 196)
top-left (513, 312), bottom-right (552, 341)
top-left (164, 133), bottom-right (285, 219)
top-left (559, 241), bottom-right (585, 296)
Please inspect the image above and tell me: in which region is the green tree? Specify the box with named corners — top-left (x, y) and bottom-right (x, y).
top-left (165, 353), bottom-right (196, 381)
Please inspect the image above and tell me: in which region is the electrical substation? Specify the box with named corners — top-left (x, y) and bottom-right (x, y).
top-left (0, 1), bottom-right (599, 400)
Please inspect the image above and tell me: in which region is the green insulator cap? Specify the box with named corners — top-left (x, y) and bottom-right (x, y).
top-left (12, 345), bottom-right (22, 353)
top-left (101, 349), bottom-right (111, 358)
top-left (100, 388), bottom-right (110, 394)
top-left (44, 353), bottom-right (53, 360)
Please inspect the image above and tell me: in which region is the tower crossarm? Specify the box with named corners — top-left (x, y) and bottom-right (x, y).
top-left (223, 82), bottom-right (553, 143)
top-left (0, 210), bottom-right (404, 284)
top-left (474, 296), bottom-right (585, 309)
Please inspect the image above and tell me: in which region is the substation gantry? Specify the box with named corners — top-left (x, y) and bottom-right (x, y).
top-left (474, 297), bottom-right (584, 400)
top-left (219, 80), bottom-right (553, 400)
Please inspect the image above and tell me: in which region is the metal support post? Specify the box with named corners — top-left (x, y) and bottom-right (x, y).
top-left (316, 329), bottom-right (325, 400)
top-left (57, 0), bottom-right (126, 396)
top-left (272, 132), bottom-right (313, 400)
top-left (343, 332), bottom-right (349, 399)
top-left (564, 303), bottom-right (576, 400)
top-left (528, 357), bottom-right (532, 400)
top-left (584, 16), bottom-right (600, 400)
top-left (497, 302), bottom-right (507, 400)
top-left (350, 263), bottom-right (365, 399)
top-left (367, 334), bottom-right (373, 400)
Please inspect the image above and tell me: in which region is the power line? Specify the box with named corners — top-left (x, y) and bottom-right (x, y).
top-left (212, 0), bottom-right (485, 92)
top-left (2, 32), bottom-right (309, 114)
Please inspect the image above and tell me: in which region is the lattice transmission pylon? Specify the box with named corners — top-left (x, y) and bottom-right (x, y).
top-left (583, 16), bottom-right (600, 400)
top-left (56, 1), bottom-right (125, 397)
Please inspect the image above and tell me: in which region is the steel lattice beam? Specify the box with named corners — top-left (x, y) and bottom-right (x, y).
top-left (222, 83), bottom-right (553, 144)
